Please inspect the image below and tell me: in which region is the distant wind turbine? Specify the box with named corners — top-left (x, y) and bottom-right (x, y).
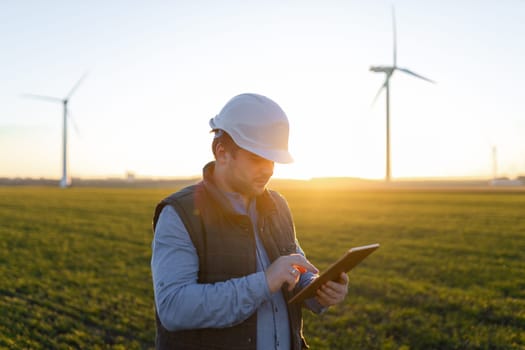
top-left (370, 7), bottom-right (435, 182)
top-left (492, 145), bottom-right (498, 179)
top-left (22, 73), bottom-right (88, 188)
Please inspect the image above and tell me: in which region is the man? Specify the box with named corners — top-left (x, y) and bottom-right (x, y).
top-left (151, 93), bottom-right (349, 349)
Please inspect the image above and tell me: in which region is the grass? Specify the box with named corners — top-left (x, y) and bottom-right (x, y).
top-left (0, 186), bottom-right (524, 349)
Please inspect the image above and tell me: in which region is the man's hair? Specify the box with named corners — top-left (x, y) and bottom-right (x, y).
top-left (211, 130), bottom-right (240, 159)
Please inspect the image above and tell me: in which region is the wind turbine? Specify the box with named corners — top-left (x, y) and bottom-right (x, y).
top-left (492, 145), bottom-right (498, 180)
top-left (22, 73), bottom-right (87, 188)
top-left (370, 7), bottom-right (435, 182)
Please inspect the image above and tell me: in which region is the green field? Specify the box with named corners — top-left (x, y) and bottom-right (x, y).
top-left (1, 186), bottom-right (524, 349)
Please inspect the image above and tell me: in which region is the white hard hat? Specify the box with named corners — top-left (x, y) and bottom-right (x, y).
top-left (209, 93), bottom-right (293, 163)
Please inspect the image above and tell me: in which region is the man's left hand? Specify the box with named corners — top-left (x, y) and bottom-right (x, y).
top-left (315, 272), bottom-right (349, 307)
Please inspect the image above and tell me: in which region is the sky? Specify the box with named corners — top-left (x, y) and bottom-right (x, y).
top-left (1, 0), bottom-right (524, 181)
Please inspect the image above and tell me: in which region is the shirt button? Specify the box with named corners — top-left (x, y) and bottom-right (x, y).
top-left (247, 337), bottom-right (252, 343)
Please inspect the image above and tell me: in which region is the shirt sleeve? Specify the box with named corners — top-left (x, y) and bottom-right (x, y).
top-left (151, 205), bottom-right (272, 331)
top-left (295, 240), bottom-right (328, 314)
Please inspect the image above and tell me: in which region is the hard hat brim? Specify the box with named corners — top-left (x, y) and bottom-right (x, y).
top-left (210, 126), bottom-right (294, 164)
top-left (247, 147), bottom-right (294, 164)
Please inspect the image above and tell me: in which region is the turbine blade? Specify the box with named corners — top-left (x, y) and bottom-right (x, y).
top-left (372, 77), bottom-right (389, 106)
top-left (68, 109), bottom-right (82, 137)
top-left (21, 93), bottom-right (62, 103)
top-left (397, 67), bottom-right (435, 83)
top-left (392, 5), bottom-right (397, 67)
top-left (66, 71), bottom-right (89, 100)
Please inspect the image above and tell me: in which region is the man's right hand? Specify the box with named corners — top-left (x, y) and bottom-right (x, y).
top-left (265, 254), bottom-right (318, 293)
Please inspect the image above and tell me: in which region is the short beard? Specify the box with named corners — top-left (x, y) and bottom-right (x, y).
top-left (231, 178), bottom-right (267, 198)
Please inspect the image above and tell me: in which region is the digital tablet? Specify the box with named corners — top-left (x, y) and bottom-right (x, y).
top-left (288, 243), bottom-right (380, 304)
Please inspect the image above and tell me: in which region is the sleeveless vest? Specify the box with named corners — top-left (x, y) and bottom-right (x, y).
top-left (152, 162), bottom-right (307, 350)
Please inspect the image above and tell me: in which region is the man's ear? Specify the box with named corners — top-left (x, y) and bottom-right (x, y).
top-left (214, 142), bottom-right (227, 163)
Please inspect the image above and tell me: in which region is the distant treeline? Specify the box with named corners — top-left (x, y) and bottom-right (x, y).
top-left (1, 176), bottom-right (524, 189)
top-left (0, 177), bottom-right (199, 188)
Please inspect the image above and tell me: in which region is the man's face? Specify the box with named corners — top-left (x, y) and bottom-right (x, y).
top-left (224, 148), bottom-right (274, 198)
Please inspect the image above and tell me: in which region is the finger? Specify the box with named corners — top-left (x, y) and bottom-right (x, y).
top-left (323, 273), bottom-right (349, 292)
top-left (287, 254), bottom-right (319, 274)
top-left (287, 265), bottom-right (302, 280)
top-left (292, 264), bottom-right (307, 274)
top-left (315, 288), bottom-right (338, 306)
top-left (323, 280), bottom-right (348, 298)
top-left (319, 286), bottom-right (346, 305)
top-left (318, 284), bottom-right (340, 300)
top-left (287, 273), bottom-right (300, 291)
top-left (338, 272), bottom-right (349, 284)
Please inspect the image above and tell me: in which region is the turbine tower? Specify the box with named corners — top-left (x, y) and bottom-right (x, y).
top-left (23, 73), bottom-right (87, 188)
top-left (492, 145), bottom-right (498, 180)
top-left (370, 7), bottom-right (435, 182)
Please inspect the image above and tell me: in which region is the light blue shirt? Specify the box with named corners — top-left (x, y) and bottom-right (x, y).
top-left (151, 192), bottom-right (324, 349)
